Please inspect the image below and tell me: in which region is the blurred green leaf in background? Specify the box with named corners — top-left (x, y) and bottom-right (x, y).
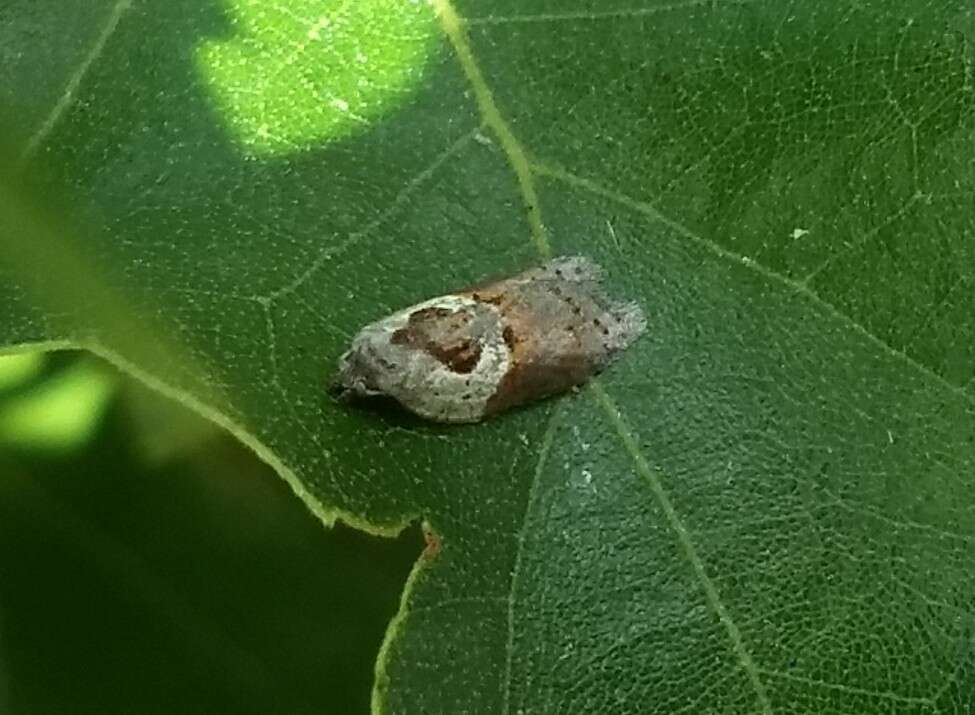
top-left (2, 0), bottom-right (975, 713)
top-left (0, 352), bottom-right (417, 714)
top-left (0, 353), bottom-right (114, 451)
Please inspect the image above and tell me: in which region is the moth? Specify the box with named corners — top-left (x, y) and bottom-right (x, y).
top-left (329, 256), bottom-right (645, 423)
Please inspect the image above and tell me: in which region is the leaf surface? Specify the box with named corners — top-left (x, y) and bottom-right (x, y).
top-left (2, 1), bottom-right (975, 712)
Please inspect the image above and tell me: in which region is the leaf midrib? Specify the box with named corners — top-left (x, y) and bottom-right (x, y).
top-left (431, 1), bottom-right (776, 713)
top-left (432, 1), bottom-right (975, 712)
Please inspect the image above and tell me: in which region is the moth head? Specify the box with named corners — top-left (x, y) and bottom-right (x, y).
top-left (328, 342), bottom-right (389, 402)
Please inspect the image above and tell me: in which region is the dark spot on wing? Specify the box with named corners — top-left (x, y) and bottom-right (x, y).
top-left (428, 339), bottom-right (482, 373)
top-left (502, 325), bottom-right (516, 350)
top-left (391, 305), bottom-right (483, 374)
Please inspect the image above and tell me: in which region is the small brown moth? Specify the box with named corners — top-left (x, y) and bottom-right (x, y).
top-left (330, 256), bottom-right (645, 423)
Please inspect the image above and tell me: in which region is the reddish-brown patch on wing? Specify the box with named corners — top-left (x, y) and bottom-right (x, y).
top-left (464, 273), bottom-right (611, 414)
top-left (485, 346), bottom-right (591, 415)
top-left (390, 305), bottom-right (483, 374)
top-left (439, 342), bottom-right (482, 373)
top-left (459, 281), bottom-right (582, 414)
top-left (482, 296), bottom-right (594, 415)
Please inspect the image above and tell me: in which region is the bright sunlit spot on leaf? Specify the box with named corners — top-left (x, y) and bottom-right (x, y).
top-left (0, 356), bottom-right (116, 452)
top-left (196, 0), bottom-right (439, 155)
top-left (0, 353), bottom-right (44, 390)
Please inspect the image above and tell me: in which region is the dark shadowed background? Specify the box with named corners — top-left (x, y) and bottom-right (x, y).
top-left (0, 351), bottom-right (417, 715)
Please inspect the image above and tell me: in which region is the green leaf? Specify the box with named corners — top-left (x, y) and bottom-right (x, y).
top-left (2, 0), bottom-right (975, 712)
top-left (196, 0), bottom-right (438, 155)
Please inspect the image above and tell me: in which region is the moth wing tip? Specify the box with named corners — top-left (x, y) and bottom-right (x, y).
top-left (608, 301), bottom-right (647, 350)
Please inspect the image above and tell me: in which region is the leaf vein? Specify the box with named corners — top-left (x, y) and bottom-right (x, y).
top-left (266, 124), bottom-right (480, 302)
top-left (800, 192), bottom-right (922, 285)
top-left (464, 0), bottom-right (760, 26)
top-left (501, 411), bottom-right (559, 715)
top-left (435, 3), bottom-right (773, 711)
top-left (19, 0), bottom-right (133, 165)
top-left (759, 668), bottom-right (934, 706)
top-left (431, 0), bottom-right (549, 257)
top-left (532, 161), bottom-right (975, 409)
top-left (590, 382), bottom-right (774, 714)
